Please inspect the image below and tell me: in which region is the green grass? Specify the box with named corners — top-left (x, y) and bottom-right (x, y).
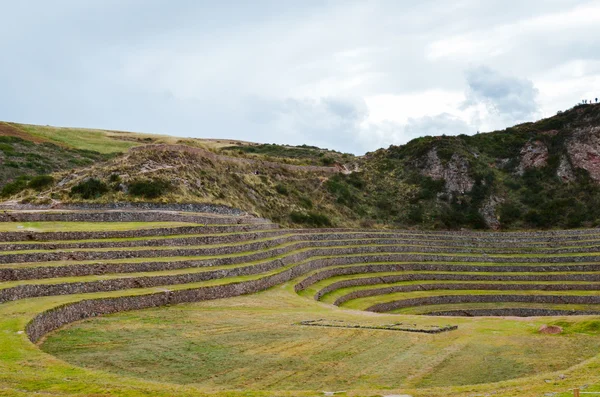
top-left (18, 124), bottom-right (139, 154)
top-left (41, 287), bottom-right (600, 392)
top-left (0, 280), bottom-right (593, 397)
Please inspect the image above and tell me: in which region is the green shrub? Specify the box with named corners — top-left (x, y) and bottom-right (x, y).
top-left (498, 202), bottom-right (522, 227)
top-left (290, 211), bottom-right (332, 227)
top-left (321, 157), bottom-right (335, 166)
top-left (0, 136), bottom-right (20, 144)
top-left (128, 179), bottom-right (171, 199)
top-left (0, 143), bottom-right (14, 154)
top-left (275, 183), bottom-right (289, 196)
top-left (326, 175), bottom-right (355, 207)
top-left (298, 196), bottom-right (313, 209)
top-left (417, 177), bottom-right (445, 200)
top-left (407, 205), bottom-right (424, 223)
top-left (28, 175), bottom-right (54, 190)
top-left (0, 176), bottom-right (30, 197)
top-left (347, 172), bottom-right (365, 189)
top-left (70, 178), bottom-right (109, 199)
top-left (109, 173), bottom-right (121, 183)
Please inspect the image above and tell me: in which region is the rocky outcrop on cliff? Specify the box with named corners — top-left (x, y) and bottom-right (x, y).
top-left (480, 196), bottom-right (503, 230)
top-left (557, 156), bottom-right (575, 183)
top-left (421, 149), bottom-right (474, 194)
top-left (567, 126), bottom-right (600, 182)
top-left (516, 140), bottom-right (548, 175)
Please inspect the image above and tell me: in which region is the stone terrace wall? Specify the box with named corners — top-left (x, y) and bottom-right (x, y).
top-left (0, 230), bottom-right (286, 251)
top-left (6, 232), bottom-right (600, 256)
top-left (366, 294), bottom-right (600, 313)
top-left (0, 210), bottom-right (266, 225)
top-left (0, 202), bottom-right (251, 216)
top-left (6, 238), bottom-right (600, 265)
top-left (333, 283), bottom-right (600, 306)
top-left (0, 223), bottom-right (277, 242)
top-left (316, 273), bottom-right (600, 301)
top-left (6, 244), bottom-right (600, 283)
top-left (5, 225), bottom-right (600, 244)
top-left (294, 262), bottom-right (600, 292)
top-left (10, 245), bottom-right (600, 302)
top-left (426, 308), bottom-right (600, 316)
top-left (8, 230), bottom-right (600, 251)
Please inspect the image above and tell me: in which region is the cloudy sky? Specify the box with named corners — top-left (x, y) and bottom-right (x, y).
top-left (1, 1), bottom-right (599, 154)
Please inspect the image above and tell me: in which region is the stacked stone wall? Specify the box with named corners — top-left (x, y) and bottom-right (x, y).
top-left (334, 283), bottom-right (600, 306)
top-left (367, 294), bottom-right (600, 313)
top-left (0, 223), bottom-right (277, 242)
top-left (316, 273), bottom-right (600, 301)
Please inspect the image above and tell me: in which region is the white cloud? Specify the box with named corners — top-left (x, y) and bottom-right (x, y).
top-left (462, 66), bottom-right (540, 130)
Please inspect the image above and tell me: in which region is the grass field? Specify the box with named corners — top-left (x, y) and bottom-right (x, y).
top-left (41, 287), bottom-right (600, 391)
top-left (7, 122), bottom-right (257, 154)
top-left (17, 124), bottom-right (140, 154)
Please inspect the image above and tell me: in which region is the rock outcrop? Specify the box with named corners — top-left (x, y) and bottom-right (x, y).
top-left (567, 126), bottom-right (600, 182)
top-left (557, 156), bottom-right (575, 183)
top-left (516, 140), bottom-right (548, 175)
top-left (539, 325), bottom-right (563, 334)
top-left (480, 196), bottom-right (503, 230)
top-left (422, 149), bottom-right (474, 194)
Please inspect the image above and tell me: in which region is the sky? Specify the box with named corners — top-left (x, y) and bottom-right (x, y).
top-left (1, 0), bottom-right (599, 154)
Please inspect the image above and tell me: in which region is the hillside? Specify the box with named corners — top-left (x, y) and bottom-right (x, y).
top-left (2, 103), bottom-right (600, 230)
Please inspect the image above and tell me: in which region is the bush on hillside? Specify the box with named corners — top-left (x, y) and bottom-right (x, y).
top-left (275, 183), bottom-right (289, 196)
top-left (70, 178), bottom-right (109, 199)
top-left (321, 157), bottom-right (335, 166)
top-left (0, 176), bottom-right (30, 197)
top-left (28, 175), bottom-right (54, 190)
top-left (326, 175), bottom-right (356, 207)
top-left (128, 179), bottom-right (171, 199)
top-left (290, 211), bottom-right (332, 227)
top-left (498, 202), bottom-right (522, 227)
top-left (109, 173), bottom-right (121, 183)
top-left (298, 196), bottom-right (313, 209)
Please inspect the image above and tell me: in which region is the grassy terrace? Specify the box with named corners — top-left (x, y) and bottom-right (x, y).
top-left (4, 228), bottom-right (600, 247)
top-left (338, 289), bottom-right (600, 311)
top-left (7, 238), bottom-right (600, 255)
top-left (1, 216), bottom-right (600, 397)
top-left (0, 221), bottom-right (202, 232)
top-left (318, 280), bottom-right (600, 304)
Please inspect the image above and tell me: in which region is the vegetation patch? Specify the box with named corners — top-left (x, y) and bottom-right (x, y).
top-left (290, 211), bottom-right (332, 227)
top-left (128, 179), bottom-right (172, 199)
top-left (550, 320), bottom-right (600, 335)
top-left (28, 175), bottom-right (54, 190)
top-left (70, 178), bottom-right (109, 199)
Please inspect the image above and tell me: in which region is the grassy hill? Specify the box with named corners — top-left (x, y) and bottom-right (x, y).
top-left (2, 103), bottom-right (600, 230)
